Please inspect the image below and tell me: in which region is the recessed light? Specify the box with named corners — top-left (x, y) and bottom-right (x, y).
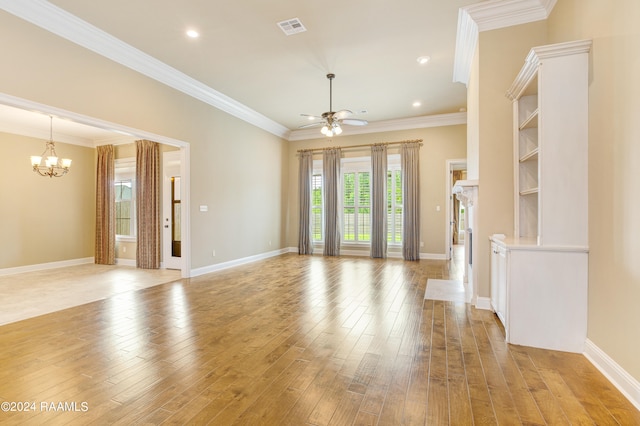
top-left (412, 101), bottom-right (422, 107)
top-left (417, 56), bottom-right (431, 65)
top-left (186, 29), bottom-right (200, 39)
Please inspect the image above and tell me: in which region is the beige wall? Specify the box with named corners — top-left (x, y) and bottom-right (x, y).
top-left (473, 22), bottom-right (548, 299)
top-left (286, 125), bottom-right (467, 256)
top-left (0, 132), bottom-right (95, 268)
top-left (471, 0), bottom-right (640, 383)
top-left (0, 11), bottom-right (289, 271)
top-left (546, 0), bottom-right (640, 381)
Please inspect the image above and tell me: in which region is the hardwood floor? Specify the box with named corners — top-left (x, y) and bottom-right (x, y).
top-left (0, 253), bottom-right (638, 425)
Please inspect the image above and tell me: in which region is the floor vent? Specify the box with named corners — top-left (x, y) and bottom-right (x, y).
top-left (277, 18), bottom-right (307, 36)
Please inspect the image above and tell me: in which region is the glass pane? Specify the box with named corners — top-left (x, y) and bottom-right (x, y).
top-left (344, 172), bottom-right (355, 207)
top-left (173, 176), bottom-right (181, 201)
top-left (312, 207), bottom-right (323, 241)
top-left (115, 179), bottom-right (133, 236)
top-left (395, 207), bottom-right (403, 243)
top-left (311, 174), bottom-right (323, 241)
top-left (358, 172), bottom-right (370, 206)
top-left (173, 204), bottom-right (181, 242)
top-left (387, 172), bottom-right (392, 210)
top-left (312, 174), bottom-right (322, 206)
top-left (343, 207), bottom-right (355, 241)
top-left (395, 171), bottom-right (403, 204)
top-left (358, 207), bottom-right (370, 241)
top-left (171, 177), bottom-right (182, 257)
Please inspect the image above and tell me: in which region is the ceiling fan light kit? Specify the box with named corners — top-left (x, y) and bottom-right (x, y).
top-left (299, 73), bottom-right (368, 137)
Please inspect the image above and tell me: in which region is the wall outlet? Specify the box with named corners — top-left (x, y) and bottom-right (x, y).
top-left (420, 241), bottom-right (424, 247)
top-left (122, 246), bottom-right (127, 253)
top-left (212, 250), bottom-right (216, 257)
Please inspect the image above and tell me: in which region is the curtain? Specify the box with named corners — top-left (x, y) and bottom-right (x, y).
top-left (323, 148), bottom-right (342, 256)
top-left (452, 170), bottom-right (463, 245)
top-left (136, 140), bottom-right (161, 269)
top-left (402, 142), bottom-right (421, 261)
top-left (370, 144), bottom-right (387, 258)
top-left (95, 144), bottom-right (115, 265)
top-left (298, 151), bottom-right (314, 255)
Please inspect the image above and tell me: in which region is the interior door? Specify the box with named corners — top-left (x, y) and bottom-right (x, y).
top-left (163, 150), bottom-right (182, 270)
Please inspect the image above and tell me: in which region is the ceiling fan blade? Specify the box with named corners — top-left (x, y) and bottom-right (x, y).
top-left (340, 118), bottom-right (368, 126)
top-left (298, 121), bottom-right (326, 129)
top-left (300, 113), bottom-right (324, 120)
top-left (333, 109), bottom-right (353, 119)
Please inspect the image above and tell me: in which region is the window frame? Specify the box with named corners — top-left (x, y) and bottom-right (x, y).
top-left (342, 157), bottom-right (372, 244)
top-left (310, 154), bottom-right (403, 248)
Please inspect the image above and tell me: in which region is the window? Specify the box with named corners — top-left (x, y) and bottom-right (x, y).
top-left (387, 167), bottom-right (403, 244)
top-left (115, 158), bottom-right (136, 240)
top-left (310, 155), bottom-right (402, 246)
top-left (311, 173), bottom-right (323, 241)
top-left (343, 170), bottom-right (371, 242)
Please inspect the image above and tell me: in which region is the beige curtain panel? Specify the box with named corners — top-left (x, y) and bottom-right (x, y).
top-left (370, 144), bottom-right (388, 258)
top-left (95, 144), bottom-right (116, 265)
top-left (402, 142), bottom-right (421, 261)
top-left (298, 151), bottom-right (314, 255)
top-left (323, 148), bottom-right (342, 256)
top-left (136, 140), bottom-right (161, 269)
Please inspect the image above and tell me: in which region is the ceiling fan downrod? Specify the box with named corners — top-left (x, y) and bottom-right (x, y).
top-left (327, 73), bottom-right (335, 114)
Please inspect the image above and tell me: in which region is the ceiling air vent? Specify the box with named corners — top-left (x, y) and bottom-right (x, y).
top-left (277, 18), bottom-right (307, 36)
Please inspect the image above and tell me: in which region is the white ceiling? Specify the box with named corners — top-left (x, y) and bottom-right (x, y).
top-left (0, 0), bottom-right (482, 144)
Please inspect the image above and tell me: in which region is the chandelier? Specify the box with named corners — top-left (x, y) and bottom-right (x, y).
top-left (30, 116), bottom-right (72, 178)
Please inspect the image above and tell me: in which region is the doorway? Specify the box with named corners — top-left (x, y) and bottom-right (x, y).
top-left (445, 159), bottom-right (467, 261)
top-left (163, 150), bottom-right (182, 270)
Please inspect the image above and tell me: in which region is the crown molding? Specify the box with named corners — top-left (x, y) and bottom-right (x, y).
top-left (0, 92), bottom-right (188, 148)
top-left (0, 0), bottom-right (290, 139)
top-left (288, 112), bottom-right (467, 142)
top-left (453, 0), bottom-right (557, 86)
top-left (505, 39), bottom-right (592, 100)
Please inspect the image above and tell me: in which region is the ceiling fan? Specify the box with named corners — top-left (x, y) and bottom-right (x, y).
top-left (299, 73), bottom-right (368, 137)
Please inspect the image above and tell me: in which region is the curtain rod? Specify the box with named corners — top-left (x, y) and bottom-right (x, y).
top-left (297, 139), bottom-right (423, 154)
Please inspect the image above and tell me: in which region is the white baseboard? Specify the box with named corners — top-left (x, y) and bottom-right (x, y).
top-left (190, 248), bottom-right (291, 277)
top-left (116, 258), bottom-right (137, 267)
top-left (0, 257), bottom-right (94, 276)
top-left (474, 296), bottom-right (492, 310)
top-left (584, 339), bottom-right (640, 411)
top-left (294, 245), bottom-right (445, 260)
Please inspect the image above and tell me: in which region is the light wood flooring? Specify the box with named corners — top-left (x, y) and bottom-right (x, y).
top-left (0, 253), bottom-right (638, 425)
